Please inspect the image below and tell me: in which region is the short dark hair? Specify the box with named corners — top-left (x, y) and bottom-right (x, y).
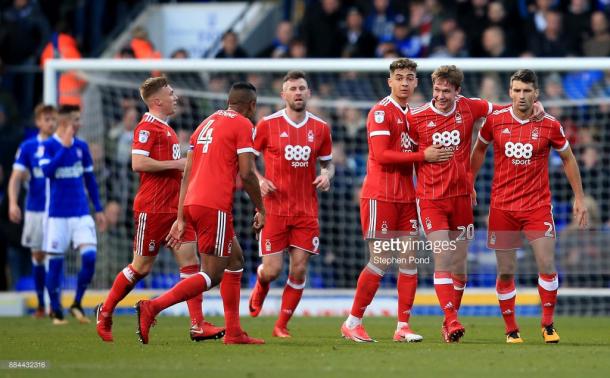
top-left (230, 81), bottom-right (256, 93)
top-left (282, 70), bottom-right (307, 83)
top-left (139, 76), bottom-right (169, 103)
top-left (510, 69), bottom-right (538, 89)
top-left (431, 65), bottom-right (463, 89)
top-left (57, 105), bottom-right (80, 116)
top-left (34, 104), bottom-right (56, 119)
top-left (228, 81), bottom-right (257, 105)
top-left (390, 58), bottom-right (417, 74)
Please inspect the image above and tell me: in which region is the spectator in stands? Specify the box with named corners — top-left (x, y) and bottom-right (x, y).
top-left (40, 22), bottom-right (86, 107)
top-left (428, 17), bottom-right (458, 53)
top-left (486, 1), bottom-right (522, 55)
top-left (564, 0), bottom-right (592, 55)
top-left (478, 73), bottom-right (503, 103)
top-left (170, 48), bottom-right (189, 59)
top-left (0, 0), bottom-right (50, 120)
top-left (104, 201), bottom-right (122, 231)
top-left (215, 30), bottom-right (248, 58)
top-left (130, 26), bottom-right (161, 59)
top-left (457, 0), bottom-right (489, 57)
top-left (109, 106), bottom-right (138, 165)
top-left (526, 0), bottom-right (557, 34)
top-left (527, 11), bottom-right (569, 56)
top-left (258, 21), bottom-right (293, 58)
top-left (364, 0), bottom-right (397, 41)
top-left (117, 46), bottom-right (135, 59)
top-left (341, 7), bottom-right (377, 58)
top-left (583, 11), bottom-right (610, 56)
top-left (481, 26), bottom-right (511, 58)
top-left (407, 0), bottom-right (433, 55)
top-left (430, 28), bottom-right (468, 57)
top-left (300, 0), bottom-right (344, 57)
top-left (381, 15), bottom-right (424, 58)
top-left (288, 38), bottom-right (308, 58)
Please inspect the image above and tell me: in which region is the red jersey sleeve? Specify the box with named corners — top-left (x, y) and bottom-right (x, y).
top-left (132, 123), bottom-right (156, 157)
top-left (466, 97), bottom-right (494, 119)
top-left (236, 118), bottom-right (256, 155)
top-left (253, 120), bottom-right (267, 156)
top-left (549, 120), bottom-right (570, 152)
top-left (367, 106), bottom-right (391, 137)
top-left (478, 117), bottom-right (494, 145)
top-left (318, 125), bottom-right (333, 161)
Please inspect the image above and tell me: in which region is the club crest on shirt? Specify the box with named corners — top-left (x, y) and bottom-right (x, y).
top-left (531, 127), bottom-right (539, 140)
top-left (265, 239), bottom-right (272, 252)
top-left (139, 130), bottom-right (150, 143)
top-left (374, 110), bottom-right (385, 123)
top-left (455, 112), bottom-right (463, 124)
top-left (35, 146), bottom-right (44, 158)
top-left (148, 240), bottom-right (156, 252)
top-left (381, 221), bottom-right (389, 235)
top-left (308, 130), bottom-right (315, 142)
top-left (76, 148), bottom-right (82, 158)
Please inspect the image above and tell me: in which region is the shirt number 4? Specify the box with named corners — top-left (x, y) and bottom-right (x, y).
top-left (197, 120), bottom-right (215, 153)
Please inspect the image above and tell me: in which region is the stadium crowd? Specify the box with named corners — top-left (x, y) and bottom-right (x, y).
top-left (1, 0), bottom-right (610, 292)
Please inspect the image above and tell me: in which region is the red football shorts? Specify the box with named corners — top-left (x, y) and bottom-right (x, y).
top-left (184, 205), bottom-right (234, 257)
top-left (133, 211), bottom-right (195, 256)
top-left (417, 195), bottom-right (474, 238)
top-left (360, 198), bottom-right (419, 240)
top-left (487, 205), bottom-right (556, 250)
top-left (258, 214), bottom-right (320, 256)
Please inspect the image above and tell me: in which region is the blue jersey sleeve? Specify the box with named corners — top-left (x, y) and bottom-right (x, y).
top-left (81, 142), bottom-right (103, 212)
top-left (13, 141), bottom-right (30, 172)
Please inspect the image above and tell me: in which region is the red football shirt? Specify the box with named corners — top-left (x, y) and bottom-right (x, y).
top-left (253, 109), bottom-right (332, 217)
top-left (185, 109), bottom-right (255, 213)
top-left (479, 107), bottom-right (569, 211)
top-left (410, 96), bottom-right (497, 199)
top-left (360, 96), bottom-right (417, 203)
top-left (132, 112), bottom-right (182, 213)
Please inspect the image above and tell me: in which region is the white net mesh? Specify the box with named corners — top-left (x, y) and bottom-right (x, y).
top-left (48, 59), bottom-right (610, 314)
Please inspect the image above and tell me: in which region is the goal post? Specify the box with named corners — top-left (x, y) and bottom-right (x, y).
top-left (42, 57), bottom-right (610, 316)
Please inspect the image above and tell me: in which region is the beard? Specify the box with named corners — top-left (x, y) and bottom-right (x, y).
top-left (288, 100), bottom-right (306, 112)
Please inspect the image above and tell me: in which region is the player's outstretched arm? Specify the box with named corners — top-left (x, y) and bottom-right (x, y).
top-left (558, 146), bottom-right (588, 229)
top-left (238, 152), bottom-right (265, 233)
top-left (7, 169), bottom-right (27, 224)
top-left (166, 151), bottom-right (193, 250)
top-left (132, 154), bottom-right (186, 173)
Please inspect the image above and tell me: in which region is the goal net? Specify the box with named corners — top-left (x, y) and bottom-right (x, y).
top-left (44, 58), bottom-right (610, 315)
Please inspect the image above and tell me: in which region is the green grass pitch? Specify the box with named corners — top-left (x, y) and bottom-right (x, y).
top-left (1, 316), bottom-right (609, 377)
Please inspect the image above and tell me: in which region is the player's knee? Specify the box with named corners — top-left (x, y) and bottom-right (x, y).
top-left (289, 265), bottom-right (307, 281)
top-left (264, 266), bottom-right (282, 281)
top-left (227, 255), bottom-right (244, 272)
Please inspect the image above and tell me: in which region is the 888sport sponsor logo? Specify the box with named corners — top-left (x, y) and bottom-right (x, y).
top-left (432, 130), bottom-right (461, 151)
top-left (504, 142), bottom-right (533, 165)
top-left (284, 145), bottom-right (311, 167)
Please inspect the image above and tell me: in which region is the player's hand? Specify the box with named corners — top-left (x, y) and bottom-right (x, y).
top-left (252, 210), bottom-right (265, 235)
top-left (313, 173), bottom-right (331, 191)
top-left (424, 144), bottom-right (453, 162)
top-left (471, 188), bottom-right (478, 207)
top-left (259, 177), bottom-right (277, 197)
top-left (573, 197), bottom-right (588, 229)
top-left (173, 158), bottom-right (187, 171)
top-left (8, 203), bottom-right (22, 224)
top-left (166, 219), bottom-right (185, 250)
top-left (531, 101), bottom-right (545, 122)
top-left (95, 212), bottom-right (107, 233)
top-left (60, 125), bottom-right (75, 147)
